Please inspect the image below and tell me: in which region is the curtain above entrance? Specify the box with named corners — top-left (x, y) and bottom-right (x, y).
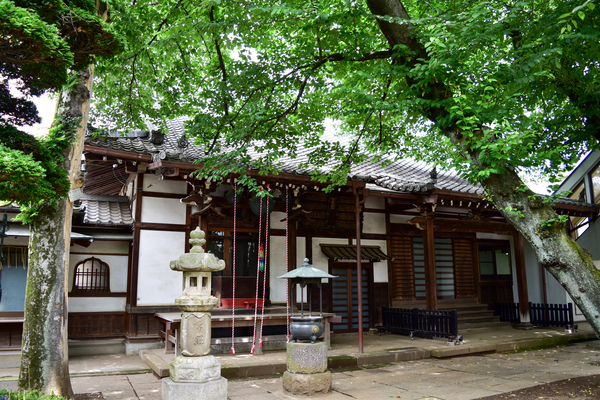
top-left (319, 244), bottom-right (393, 261)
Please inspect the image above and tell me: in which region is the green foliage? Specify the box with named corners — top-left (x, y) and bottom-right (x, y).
top-left (0, 388), bottom-right (66, 400)
top-left (0, 0), bottom-right (122, 122)
top-left (92, 0), bottom-right (600, 188)
top-left (0, 116), bottom-right (78, 223)
top-left (0, 0), bottom-right (123, 222)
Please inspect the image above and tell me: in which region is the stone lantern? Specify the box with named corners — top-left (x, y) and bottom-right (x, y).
top-left (162, 227), bottom-right (227, 400)
top-left (277, 258), bottom-right (336, 395)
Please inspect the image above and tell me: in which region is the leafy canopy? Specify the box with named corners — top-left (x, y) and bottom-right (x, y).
top-left (0, 0), bottom-right (122, 221)
top-left (93, 0), bottom-right (600, 188)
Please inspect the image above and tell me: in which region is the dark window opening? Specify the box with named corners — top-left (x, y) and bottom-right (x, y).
top-left (478, 244), bottom-right (511, 279)
top-left (72, 257), bottom-right (110, 293)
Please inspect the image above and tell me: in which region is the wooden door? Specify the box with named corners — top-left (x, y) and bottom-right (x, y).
top-left (330, 262), bottom-right (372, 333)
top-left (477, 243), bottom-right (514, 309)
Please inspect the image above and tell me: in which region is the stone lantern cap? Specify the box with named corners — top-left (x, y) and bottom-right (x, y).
top-left (170, 227), bottom-right (225, 272)
top-left (277, 258), bottom-right (337, 283)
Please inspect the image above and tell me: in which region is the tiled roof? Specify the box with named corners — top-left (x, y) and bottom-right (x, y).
top-left (85, 119), bottom-right (484, 195)
top-left (81, 196), bottom-right (133, 226)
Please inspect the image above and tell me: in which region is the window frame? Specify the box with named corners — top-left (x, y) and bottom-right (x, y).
top-left (477, 242), bottom-right (512, 281)
top-left (70, 257), bottom-right (111, 295)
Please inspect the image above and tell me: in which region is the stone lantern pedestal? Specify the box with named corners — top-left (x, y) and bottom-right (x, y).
top-left (283, 342), bottom-right (331, 395)
top-left (162, 228), bottom-right (228, 400)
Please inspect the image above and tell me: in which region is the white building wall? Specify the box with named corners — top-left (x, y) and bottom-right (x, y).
top-left (142, 174), bottom-right (187, 194)
top-left (363, 212), bottom-right (386, 235)
top-left (141, 197), bottom-right (187, 225)
top-left (69, 253), bottom-right (129, 293)
top-left (66, 240), bottom-right (130, 312)
top-left (137, 230), bottom-right (186, 305)
top-left (68, 297), bottom-right (126, 312)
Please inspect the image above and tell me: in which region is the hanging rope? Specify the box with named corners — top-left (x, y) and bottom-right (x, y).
top-left (231, 181), bottom-right (237, 354)
top-left (251, 188), bottom-right (264, 354)
top-left (259, 188), bottom-right (270, 349)
top-left (285, 185), bottom-right (290, 342)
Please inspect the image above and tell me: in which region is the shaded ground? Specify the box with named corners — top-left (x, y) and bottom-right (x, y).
top-left (74, 394), bottom-right (104, 400)
top-left (477, 374), bottom-right (600, 400)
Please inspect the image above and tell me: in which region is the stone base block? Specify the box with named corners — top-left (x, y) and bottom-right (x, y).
top-left (162, 377), bottom-right (227, 400)
top-left (170, 355), bottom-right (221, 382)
top-left (286, 341), bottom-right (328, 373)
top-left (282, 371), bottom-right (331, 395)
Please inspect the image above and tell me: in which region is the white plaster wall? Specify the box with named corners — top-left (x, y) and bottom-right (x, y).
top-left (269, 235), bottom-right (287, 303)
top-left (141, 197), bottom-right (187, 225)
top-left (137, 230), bottom-right (186, 305)
top-left (363, 212), bottom-right (386, 235)
top-left (270, 211), bottom-right (286, 230)
top-left (68, 297), bottom-right (126, 312)
top-left (142, 174), bottom-right (187, 194)
top-left (72, 240), bottom-right (129, 254)
top-left (365, 196), bottom-right (385, 209)
top-left (523, 239), bottom-right (544, 304)
top-left (68, 253), bottom-right (129, 292)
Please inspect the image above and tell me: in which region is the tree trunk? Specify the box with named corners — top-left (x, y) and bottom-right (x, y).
top-left (19, 64), bottom-right (94, 398)
top-left (366, 0), bottom-right (600, 337)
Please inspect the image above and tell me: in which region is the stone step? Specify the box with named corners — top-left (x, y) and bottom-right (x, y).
top-left (459, 321), bottom-right (513, 330)
top-left (140, 350), bottom-right (170, 378)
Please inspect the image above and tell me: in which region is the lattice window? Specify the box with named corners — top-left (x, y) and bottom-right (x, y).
top-left (72, 257), bottom-right (110, 293)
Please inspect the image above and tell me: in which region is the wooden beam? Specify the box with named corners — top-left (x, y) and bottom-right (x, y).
top-left (514, 234), bottom-right (530, 323)
top-left (409, 217), bottom-right (517, 235)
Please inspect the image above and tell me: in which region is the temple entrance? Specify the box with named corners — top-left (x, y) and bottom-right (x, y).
top-left (329, 262), bottom-right (372, 333)
top-left (477, 242), bottom-right (514, 310)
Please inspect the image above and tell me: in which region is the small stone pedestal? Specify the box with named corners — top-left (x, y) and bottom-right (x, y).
top-left (282, 342), bottom-right (331, 395)
top-left (161, 227), bottom-right (228, 400)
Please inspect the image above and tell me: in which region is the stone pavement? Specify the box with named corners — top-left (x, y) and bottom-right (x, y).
top-left (1, 323), bottom-right (599, 399)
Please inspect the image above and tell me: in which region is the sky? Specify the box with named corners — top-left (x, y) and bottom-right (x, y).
top-left (23, 94), bottom-right (57, 136)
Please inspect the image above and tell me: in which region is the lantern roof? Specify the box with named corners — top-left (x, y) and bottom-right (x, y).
top-left (277, 258), bottom-right (337, 280)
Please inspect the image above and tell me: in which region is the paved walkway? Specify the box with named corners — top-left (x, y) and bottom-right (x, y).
top-left (1, 323), bottom-right (599, 399)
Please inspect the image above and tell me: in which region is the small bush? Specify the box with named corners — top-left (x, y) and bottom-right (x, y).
top-left (0, 389), bottom-right (67, 400)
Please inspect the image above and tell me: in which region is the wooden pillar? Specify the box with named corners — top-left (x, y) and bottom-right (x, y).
top-left (289, 219), bottom-right (297, 309)
top-left (352, 182), bottom-right (367, 353)
top-left (424, 210), bottom-right (438, 310)
top-left (126, 173), bottom-right (144, 340)
top-left (514, 234), bottom-right (530, 322)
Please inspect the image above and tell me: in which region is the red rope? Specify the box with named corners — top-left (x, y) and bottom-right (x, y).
top-left (231, 181), bottom-right (237, 354)
top-left (251, 189), bottom-right (263, 354)
top-left (259, 189), bottom-right (270, 348)
top-left (285, 185), bottom-right (290, 342)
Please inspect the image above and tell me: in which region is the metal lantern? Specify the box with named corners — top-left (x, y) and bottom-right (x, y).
top-left (278, 258), bottom-right (336, 343)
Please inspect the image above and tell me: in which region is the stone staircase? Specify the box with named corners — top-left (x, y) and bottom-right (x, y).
top-left (437, 298), bottom-right (511, 330)
top-left (392, 298), bottom-right (511, 330)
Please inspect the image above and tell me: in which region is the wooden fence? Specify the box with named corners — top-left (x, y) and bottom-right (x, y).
top-left (529, 302), bottom-right (574, 328)
top-left (494, 302), bottom-right (521, 324)
top-left (495, 302), bottom-right (574, 328)
top-left (379, 307), bottom-right (458, 339)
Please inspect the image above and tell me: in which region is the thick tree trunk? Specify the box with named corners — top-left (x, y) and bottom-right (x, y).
top-left (19, 65), bottom-right (94, 398)
top-left (19, 201), bottom-right (74, 398)
top-left (367, 0), bottom-right (600, 337)
top-left (482, 170), bottom-right (600, 335)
